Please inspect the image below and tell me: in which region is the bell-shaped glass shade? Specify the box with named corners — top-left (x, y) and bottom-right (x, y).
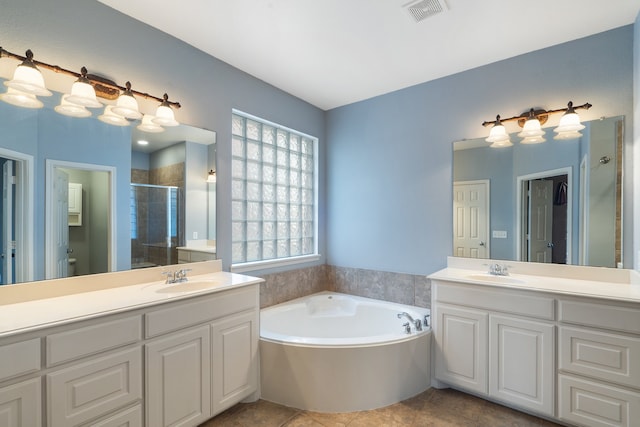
top-left (98, 105), bottom-right (130, 126)
top-left (554, 112), bottom-right (585, 141)
top-left (517, 118), bottom-right (545, 138)
top-left (0, 87), bottom-right (44, 109)
top-left (54, 94), bottom-right (92, 118)
top-left (5, 63), bottom-right (52, 97)
top-left (137, 114), bottom-right (164, 133)
top-left (112, 93), bottom-right (142, 120)
top-left (486, 124), bottom-right (510, 143)
top-left (490, 138), bottom-right (513, 148)
top-left (66, 79), bottom-right (102, 108)
top-left (152, 104), bottom-right (179, 127)
top-left (521, 135), bottom-right (546, 144)
top-left (207, 170), bottom-right (217, 183)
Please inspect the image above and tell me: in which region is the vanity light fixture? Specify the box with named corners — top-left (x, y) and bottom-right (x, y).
top-left (207, 169), bottom-right (217, 183)
top-left (112, 81), bottom-right (142, 119)
top-left (54, 94), bottom-right (92, 118)
top-left (137, 114), bottom-right (164, 133)
top-left (98, 105), bottom-right (130, 126)
top-left (0, 46), bottom-right (181, 129)
top-left (485, 115), bottom-right (512, 147)
top-left (482, 101), bottom-right (592, 147)
top-left (66, 67), bottom-right (103, 108)
top-left (3, 49), bottom-right (52, 97)
top-left (152, 94), bottom-right (179, 127)
top-left (0, 87), bottom-right (44, 109)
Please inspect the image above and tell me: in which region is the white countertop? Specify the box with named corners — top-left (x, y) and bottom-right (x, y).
top-left (0, 268), bottom-right (262, 339)
top-left (429, 267), bottom-right (640, 304)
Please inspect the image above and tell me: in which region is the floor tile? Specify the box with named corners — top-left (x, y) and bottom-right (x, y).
top-left (199, 388), bottom-right (565, 427)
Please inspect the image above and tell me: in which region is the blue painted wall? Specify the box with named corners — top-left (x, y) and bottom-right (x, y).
top-left (326, 26), bottom-right (634, 274)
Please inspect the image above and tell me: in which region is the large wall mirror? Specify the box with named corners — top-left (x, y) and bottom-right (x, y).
top-left (0, 80), bottom-right (216, 284)
top-left (453, 116), bottom-right (624, 268)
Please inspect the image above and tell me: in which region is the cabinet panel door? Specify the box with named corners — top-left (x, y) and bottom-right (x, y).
top-left (146, 326), bottom-right (211, 427)
top-left (0, 378), bottom-right (41, 427)
top-left (559, 374), bottom-right (640, 427)
top-left (489, 314), bottom-right (555, 416)
top-left (211, 311), bottom-right (258, 415)
top-left (559, 326), bottom-right (640, 389)
top-left (47, 347), bottom-right (142, 427)
top-left (434, 304), bottom-right (488, 394)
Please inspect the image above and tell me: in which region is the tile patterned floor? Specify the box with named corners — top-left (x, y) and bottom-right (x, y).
top-left (199, 388), bottom-right (566, 427)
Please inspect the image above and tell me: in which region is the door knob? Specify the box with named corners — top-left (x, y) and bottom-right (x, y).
top-left (479, 241), bottom-right (485, 247)
top-left (546, 242), bottom-right (554, 248)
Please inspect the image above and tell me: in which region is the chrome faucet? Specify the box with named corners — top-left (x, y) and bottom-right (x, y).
top-left (161, 268), bottom-right (192, 284)
top-left (397, 312), bottom-right (422, 332)
top-left (488, 263), bottom-right (509, 276)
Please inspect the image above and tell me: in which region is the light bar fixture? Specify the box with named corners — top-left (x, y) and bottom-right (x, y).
top-left (482, 101), bottom-right (592, 147)
top-left (0, 47), bottom-right (181, 131)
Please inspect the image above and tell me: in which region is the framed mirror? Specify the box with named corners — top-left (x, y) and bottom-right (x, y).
top-left (0, 81), bottom-right (216, 284)
top-left (453, 116), bottom-right (623, 268)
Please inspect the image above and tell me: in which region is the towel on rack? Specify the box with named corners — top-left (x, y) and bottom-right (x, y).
top-left (555, 181), bottom-right (567, 205)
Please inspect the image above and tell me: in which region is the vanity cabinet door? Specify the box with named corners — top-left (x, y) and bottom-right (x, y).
top-left (434, 303), bottom-right (488, 394)
top-left (0, 378), bottom-right (41, 427)
top-left (489, 314), bottom-right (555, 416)
top-left (146, 325), bottom-right (211, 427)
top-left (211, 310), bottom-right (258, 415)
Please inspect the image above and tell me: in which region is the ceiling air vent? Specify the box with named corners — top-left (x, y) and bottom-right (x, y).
top-left (403, 0), bottom-right (447, 22)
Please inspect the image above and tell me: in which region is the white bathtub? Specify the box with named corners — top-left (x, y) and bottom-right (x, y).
top-left (260, 292), bottom-right (431, 412)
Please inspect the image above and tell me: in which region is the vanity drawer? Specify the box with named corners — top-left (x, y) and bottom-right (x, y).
top-left (433, 281), bottom-right (555, 320)
top-left (558, 373), bottom-right (640, 427)
top-left (559, 300), bottom-right (640, 334)
top-left (47, 347), bottom-right (142, 427)
top-left (0, 338), bottom-right (40, 381)
top-left (559, 326), bottom-right (640, 389)
top-left (46, 315), bottom-right (142, 367)
top-left (145, 285), bottom-right (258, 338)
top-left (88, 404), bottom-right (142, 427)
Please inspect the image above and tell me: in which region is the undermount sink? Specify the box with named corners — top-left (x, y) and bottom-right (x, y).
top-left (155, 280), bottom-right (221, 294)
top-left (466, 273), bottom-right (527, 285)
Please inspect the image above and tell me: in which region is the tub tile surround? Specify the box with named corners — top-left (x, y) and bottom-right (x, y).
top-left (257, 265), bottom-right (432, 309)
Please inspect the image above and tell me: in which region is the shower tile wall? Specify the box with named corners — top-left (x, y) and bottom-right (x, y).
top-left (257, 264), bottom-right (431, 309)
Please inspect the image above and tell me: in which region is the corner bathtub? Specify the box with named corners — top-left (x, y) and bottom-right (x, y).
top-left (260, 292), bottom-right (431, 412)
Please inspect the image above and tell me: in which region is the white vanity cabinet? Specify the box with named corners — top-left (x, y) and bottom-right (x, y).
top-left (432, 280), bottom-right (555, 417)
top-left (557, 298), bottom-right (640, 427)
top-left (144, 284), bottom-right (259, 427)
top-left (0, 277), bottom-right (260, 427)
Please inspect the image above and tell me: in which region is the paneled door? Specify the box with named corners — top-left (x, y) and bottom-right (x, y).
top-left (453, 180), bottom-right (489, 258)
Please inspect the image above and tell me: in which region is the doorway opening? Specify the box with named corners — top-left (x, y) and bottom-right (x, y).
top-left (517, 168), bottom-right (571, 264)
top-left (45, 160), bottom-right (116, 279)
top-left (0, 148), bottom-right (34, 285)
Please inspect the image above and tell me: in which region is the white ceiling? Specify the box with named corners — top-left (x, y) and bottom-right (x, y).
top-left (99, 0), bottom-right (640, 111)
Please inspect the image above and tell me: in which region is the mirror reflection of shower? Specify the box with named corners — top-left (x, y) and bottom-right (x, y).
top-left (130, 184), bottom-right (182, 268)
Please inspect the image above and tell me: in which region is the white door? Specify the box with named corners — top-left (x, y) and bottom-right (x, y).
top-left (528, 180), bottom-right (553, 263)
top-left (453, 181), bottom-right (489, 258)
top-left (53, 168), bottom-right (69, 278)
top-left (2, 160), bottom-right (13, 284)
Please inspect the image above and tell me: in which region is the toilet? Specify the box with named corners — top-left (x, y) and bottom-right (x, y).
top-left (68, 258), bottom-right (76, 276)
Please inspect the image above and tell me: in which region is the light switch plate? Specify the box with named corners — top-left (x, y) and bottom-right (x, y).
top-left (492, 230), bottom-right (507, 239)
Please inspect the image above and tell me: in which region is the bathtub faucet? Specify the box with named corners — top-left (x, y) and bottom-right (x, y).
top-left (397, 312), bottom-right (422, 332)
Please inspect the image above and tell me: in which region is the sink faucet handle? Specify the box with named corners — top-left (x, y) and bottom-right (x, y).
top-left (161, 270), bottom-right (176, 284)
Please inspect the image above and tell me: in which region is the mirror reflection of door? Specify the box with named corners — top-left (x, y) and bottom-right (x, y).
top-left (53, 168), bottom-right (70, 278)
top-left (453, 180), bottom-right (490, 259)
top-left (519, 173), bottom-right (569, 264)
top-left (46, 160), bottom-right (115, 279)
top-left (2, 159), bottom-right (14, 284)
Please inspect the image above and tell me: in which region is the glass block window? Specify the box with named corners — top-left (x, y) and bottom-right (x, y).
top-left (232, 111), bottom-right (317, 265)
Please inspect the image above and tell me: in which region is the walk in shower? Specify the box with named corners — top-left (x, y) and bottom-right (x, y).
top-left (130, 183), bottom-right (182, 268)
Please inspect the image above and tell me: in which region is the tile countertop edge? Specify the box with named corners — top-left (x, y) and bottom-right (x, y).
top-left (428, 268), bottom-right (640, 304)
top-left (0, 269), bottom-right (263, 339)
